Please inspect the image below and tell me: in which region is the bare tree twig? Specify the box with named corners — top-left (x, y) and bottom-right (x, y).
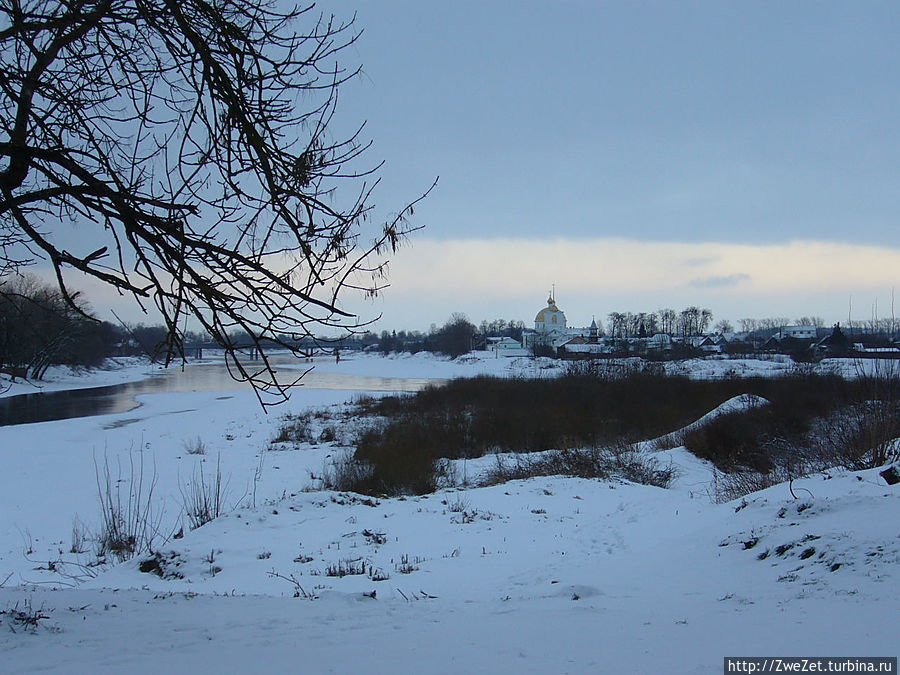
top-left (0, 0), bottom-right (431, 406)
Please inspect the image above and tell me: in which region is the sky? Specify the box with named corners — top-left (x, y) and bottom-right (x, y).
top-left (31, 1), bottom-right (900, 333)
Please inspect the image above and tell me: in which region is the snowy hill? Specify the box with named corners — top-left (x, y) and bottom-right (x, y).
top-left (0, 353), bottom-right (896, 673)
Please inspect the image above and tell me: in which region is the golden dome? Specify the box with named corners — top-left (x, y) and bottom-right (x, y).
top-left (535, 296), bottom-right (562, 323)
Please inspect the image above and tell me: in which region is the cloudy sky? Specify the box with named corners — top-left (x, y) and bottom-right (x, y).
top-left (71, 1), bottom-right (900, 332)
top-left (317, 0), bottom-right (898, 332)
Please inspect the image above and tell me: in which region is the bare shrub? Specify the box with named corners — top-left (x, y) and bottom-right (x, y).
top-left (346, 370), bottom-right (893, 496)
top-left (351, 393), bottom-right (377, 412)
top-left (395, 554), bottom-right (421, 574)
top-left (272, 412), bottom-right (315, 445)
top-left (181, 456), bottom-right (228, 530)
top-left (816, 402), bottom-right (900, 470)
top-left (319, 425), bottom-right (338, 443)
top-left (318, 448), bottom-right (455, 497)
top-left (354, 372), bottom-right (858, 474)
top-left (836, 357), bottom-right (900, 468)
top-left (319, 451), bottom-right (375, 492)
top-left (70, 517), bottom-right (90, 554)
top-left (368, 567), bottom-right (390, 582)
top-left (684, 362), bottom-right (900, 475)
top-left (444, 493), bottom-right (470, 513)
top-left (709, 469), bottom-right (787, 503)
top-left (683, 407), bottom-right (781, 473)
top-left (1, 599), bottom-right (52, 633)
top-left (183, 437), bottom-right (207, 456)
top-left (351, 426), bottom-right (457, 495)
top-left (325, 558), bottom-right (367, 577)
top-left (267, 570), bottom-right (318, 599)
top-left (608, 444), bottom-right (678, 487)
top-left (806, 361), bottom-right (899, 470)
top-left (94, 451), bottom-right (164, 562)
top-left (250, 451), bottom-right (265, 510)
top-left (481, 444), bottom-right (676, 489)
top-left (355, 372), bottom-right (748, 460)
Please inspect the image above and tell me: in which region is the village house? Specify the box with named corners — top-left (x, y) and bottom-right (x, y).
top-left (486, 336), bottom-right (525, 355)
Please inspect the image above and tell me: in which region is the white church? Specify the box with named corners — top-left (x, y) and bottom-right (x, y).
top-left (522, 293), bottom-right (591, 351)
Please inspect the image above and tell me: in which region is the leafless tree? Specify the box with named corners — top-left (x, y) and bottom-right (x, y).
top-left (0, 0), bottom-right (432, 405)
top-left (429, 313), bottom-right (475, 358)
top-left (738, 317), bottom-right (757, 333)
top-left (657, 308), bottom-right (676, 335)
top-left (0, 273), bottom-right (109, 378)
top-left (758, 317), bottom-right (791, 331)
top-left (678, 307), bottom-right (698, 338)
top-left (675, 306), bottom-right (712, 337)
top-left (607, 311), bottom-right (626, 339)
top-left (714, 319), bottom-right (733, 334)
top-left (795, 316), bottom-right (824, 328)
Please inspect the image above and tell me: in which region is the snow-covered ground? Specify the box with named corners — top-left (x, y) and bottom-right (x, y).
top-left (0, 356), bottom-right (159, 398)
top-left (1, 353), bottom-right (896, 673)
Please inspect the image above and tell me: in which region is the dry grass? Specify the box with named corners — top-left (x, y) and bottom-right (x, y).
top-left (180, 455), bottom-right (228, 530)
top-left (481, 443), bottom-right (677, 488)
top-left (94, 451), bottom-right (164, 562)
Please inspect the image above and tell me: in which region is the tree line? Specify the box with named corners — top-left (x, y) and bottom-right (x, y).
top-left (0, 276), bottom-right (208, 380)
top-left (604, 307), bottom-right (715, 339)
top-left (372, 314), bottom-right (523, 358)
top-left (5, 275), bottom-right (897, 380)
top-left (602, 309), bottom-right (839, 340)
top-left (0, 279), bottom-right (520, 378)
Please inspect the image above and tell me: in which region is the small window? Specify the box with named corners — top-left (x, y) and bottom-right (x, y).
top-left (552, 316), bottom-right (557, 323)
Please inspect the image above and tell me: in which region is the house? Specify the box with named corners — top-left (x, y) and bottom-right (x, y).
top-left (561, 336), bottom-right (609, 357)
top-left (647, 333), bottom-right (673, 352)
top-left (760, 333), bottom-right (815, 357)
top-left (780, 325), bottom-right (819, 340)
top-left (816, 325), bottom-right (851, 357)
top-left (683, 335), bottom-right (721, 353)
top-left (486, 336), bottom-right (525, 355)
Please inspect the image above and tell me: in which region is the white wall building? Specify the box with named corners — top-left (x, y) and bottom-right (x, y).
top-left (780, 325), bottom-right (819, 340)
top-left (486, 336), bottom-right (525, 355)
top-left (523, 294), bottom-right (581, 350)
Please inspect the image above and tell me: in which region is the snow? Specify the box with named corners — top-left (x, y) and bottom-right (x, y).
top-left (0, 353), bottom-right (897, 673)
top-left (0, 356), bottom-right (157, 398)
top-left (308, 349), bottom-right (564, 380)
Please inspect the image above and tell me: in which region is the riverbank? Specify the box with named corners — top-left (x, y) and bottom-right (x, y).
top-left (0, 351), bottom-right (547, 583)
top-left (0, 357), bottom-right (158, 398)
top-left (0, 349), bottom-right (560, 400)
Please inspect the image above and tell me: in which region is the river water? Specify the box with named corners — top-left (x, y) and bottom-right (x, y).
top-left (0, 356), bottom-right (441, 427)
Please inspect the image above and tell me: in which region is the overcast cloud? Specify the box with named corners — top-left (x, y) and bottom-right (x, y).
top-left (47, 1), bottom-right (900, 332)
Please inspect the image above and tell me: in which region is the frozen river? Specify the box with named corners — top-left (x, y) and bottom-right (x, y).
top-left (0, 355), bottom-right (442, 426)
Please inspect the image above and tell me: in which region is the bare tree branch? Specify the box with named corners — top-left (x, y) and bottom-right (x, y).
top-left (0, 0), bottom-right (430, 405)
